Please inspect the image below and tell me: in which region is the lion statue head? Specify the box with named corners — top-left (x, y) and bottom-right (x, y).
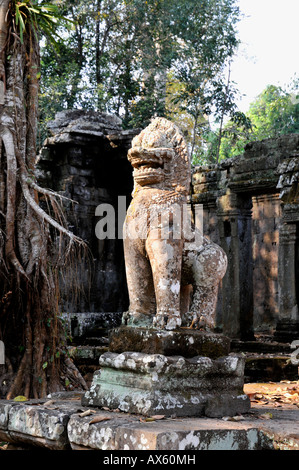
top-left (128, 117), bottom-right (191, 197)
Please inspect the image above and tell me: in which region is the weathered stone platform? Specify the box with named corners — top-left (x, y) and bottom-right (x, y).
top-left (0, 394), bottom-right (271, 450)
top-left (1, 391), bottom-right (299, 450)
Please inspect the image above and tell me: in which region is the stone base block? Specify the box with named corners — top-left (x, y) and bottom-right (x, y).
top-left (82, 351), bottom-right (250, 418)
top-left (0, 396), bottom-right (84, 450)
top-left (109, 326), bottom-right (231, 359)
top-left (67, 412), bottom-right (274, 450)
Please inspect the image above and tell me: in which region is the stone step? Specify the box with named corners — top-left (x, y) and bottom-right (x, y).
top-left (70, 348), bottom-right (299, 385)
top-left (231, 338), bottom-right (292, 354)
top-left (67, 333), bottom-right (299, 385)
top-left (68, 345), bottom-right (109, 364)
top-left (62, 312), bottom-right (122, 345)
top-left (67, 345), bottom-right (109, 387)
top-left (231, 338), bottom-right (298, 383)
top-left (244, 354), bottom-right (298, 383)
top-left (0, 394), bottom-right (283, 450)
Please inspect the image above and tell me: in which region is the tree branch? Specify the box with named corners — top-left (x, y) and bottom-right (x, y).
top-left (20, 174), bottom-right (83, 245)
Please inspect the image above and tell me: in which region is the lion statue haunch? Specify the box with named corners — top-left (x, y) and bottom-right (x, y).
top-left (123, 117), bottom-right (227, 331)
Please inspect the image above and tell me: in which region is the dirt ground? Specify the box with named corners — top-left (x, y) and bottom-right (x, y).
top-left (244, 380), bottom-right (299, 409)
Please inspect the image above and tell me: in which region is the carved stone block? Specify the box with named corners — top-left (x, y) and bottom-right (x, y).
top-left (82, 351), bottom-right (250, 418)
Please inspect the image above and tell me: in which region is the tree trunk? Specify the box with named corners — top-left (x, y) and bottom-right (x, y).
top-left (216, 62), bottom-right (232, 163)
top-left (0, 0), bottom-right (87, 399)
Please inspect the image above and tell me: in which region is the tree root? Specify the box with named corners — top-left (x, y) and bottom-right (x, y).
top-left (0, 1), bottom-right (88, 402)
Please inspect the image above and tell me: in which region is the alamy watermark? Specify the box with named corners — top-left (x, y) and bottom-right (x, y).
top-left (94, 196), bottom-right (203, 246)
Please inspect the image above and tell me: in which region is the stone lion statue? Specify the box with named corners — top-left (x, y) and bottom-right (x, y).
top-left (122, 117), bottom-right (227, 331)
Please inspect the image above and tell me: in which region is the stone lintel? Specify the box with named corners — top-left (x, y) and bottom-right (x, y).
top-left (108, 326), bottom-right (231, 359)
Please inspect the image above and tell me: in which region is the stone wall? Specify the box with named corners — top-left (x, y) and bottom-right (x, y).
top-left (251, 194), bottom-right (281, 331)
top-left (37, 110), bottom-right (138, 315)
top-left (191, 133), bottom-right (299, 341)
top-left (37, 111), bottom-right (299, 342)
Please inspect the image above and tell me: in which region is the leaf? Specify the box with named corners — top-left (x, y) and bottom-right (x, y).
top-left (255, 393), bottom-right (264, 400)
top-left (43, 399), bottom-right (55, 407)
top-left (89, 415), bottom-right (111, 424)
top-left (150, 415), bottom-right (165, 420)
top-left (246, 393), bottom-right (257, 401)
top-left (222, 415), bottom-right (245, 422)
top-left (259, 413), bottom-right (273, 420)
top-left (13, 395), bottom-right (27, 402)
top-left (79, 409), bottom-right (96, 417)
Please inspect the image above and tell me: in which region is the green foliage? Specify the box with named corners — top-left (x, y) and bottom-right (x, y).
top-left (37, 0), bottom-right (241, 146)
top-left (11, 0), bottom-right (69, 44)
top-left (20, 1), bottom-right (298, 167)
top-left (247, 83), bottom-right (299, 139)
top-left (209, 80), bottom-right (299, 163)
top-left (217, 110), bottom-right (253, 160)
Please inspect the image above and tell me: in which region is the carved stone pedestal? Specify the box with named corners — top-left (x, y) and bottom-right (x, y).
top-left (82, 328), bottom-right (250, 418)
top-left (108, 326), bottom-right (231, 358)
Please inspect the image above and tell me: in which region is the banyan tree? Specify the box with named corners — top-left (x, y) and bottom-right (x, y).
top-left (0, 0), bottom-right (87, 399)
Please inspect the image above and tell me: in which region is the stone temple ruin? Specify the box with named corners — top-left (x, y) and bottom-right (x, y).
top-left (191, 133), bottom-right (299, 344)
top-left (37, 110), bottom-right (299, 347)
top-left (81, 117), bottom-right (250, 418)
top-left (0, 110), bottom-right (298, 450)
top-left (35, 110), bottom-right (299, 417)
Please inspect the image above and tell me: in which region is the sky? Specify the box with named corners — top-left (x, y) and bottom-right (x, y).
top-left (231, 0), bottom-right (299, 112)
